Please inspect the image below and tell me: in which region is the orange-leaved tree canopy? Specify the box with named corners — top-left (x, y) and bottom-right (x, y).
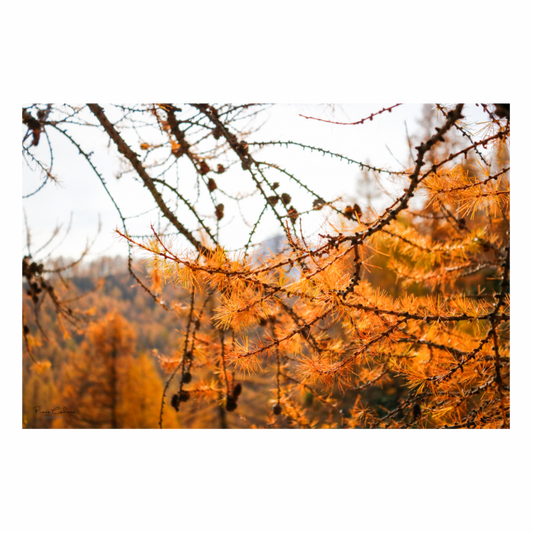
top-left (52, 313), bottom-right (179, 429)
top-left (22, 103), bottom-right (510, 428)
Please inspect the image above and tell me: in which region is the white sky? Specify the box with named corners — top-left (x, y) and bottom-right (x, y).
top-left (22, 103), bottom-right (487, 261)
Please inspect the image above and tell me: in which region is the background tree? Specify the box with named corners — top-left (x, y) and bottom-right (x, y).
top-left (23, 103), bottom-right (510, 428)
top-left (52, 313), bottom-right (179, 428)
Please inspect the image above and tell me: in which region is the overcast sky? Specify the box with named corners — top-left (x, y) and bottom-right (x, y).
top-left (22, 103), bottom-right (487, 262)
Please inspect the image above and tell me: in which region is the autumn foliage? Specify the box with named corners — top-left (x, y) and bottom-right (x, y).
top-left (22, 103), bottom-right (510, 428)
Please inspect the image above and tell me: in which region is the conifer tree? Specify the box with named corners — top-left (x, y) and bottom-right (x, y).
top-left (53, 313), bottom-right (178, 428)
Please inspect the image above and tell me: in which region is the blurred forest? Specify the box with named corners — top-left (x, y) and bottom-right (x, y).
top-left (23, 255), bottom-right (293, 429)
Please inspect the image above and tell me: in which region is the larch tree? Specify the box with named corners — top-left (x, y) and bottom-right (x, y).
top-left (53, 313), bottom-right (179, 429)
top-left (23, 103), bottom-right (510, 428)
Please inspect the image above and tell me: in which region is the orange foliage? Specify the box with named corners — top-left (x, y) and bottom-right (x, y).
top-left (53, 313), bottom-right (179, 428)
